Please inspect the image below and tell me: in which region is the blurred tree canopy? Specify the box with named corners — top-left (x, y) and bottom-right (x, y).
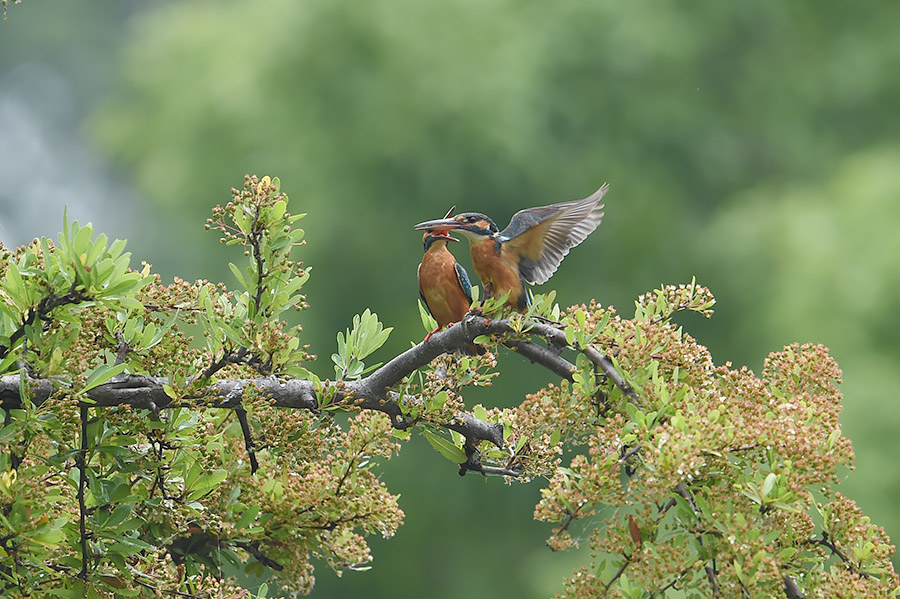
top-left (2, 0), bottom-right (899, 596)
top-left (93, 0), bottom-right (900, 351)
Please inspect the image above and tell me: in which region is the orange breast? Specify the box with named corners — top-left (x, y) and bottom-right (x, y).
top-left (469, 239), bottom-right (525, 309)
top-left (418, 245), bottom-right (471, 327)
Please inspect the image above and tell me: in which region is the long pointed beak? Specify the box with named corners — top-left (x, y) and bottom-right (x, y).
top-left (415, 217), bottom-right (462, 231)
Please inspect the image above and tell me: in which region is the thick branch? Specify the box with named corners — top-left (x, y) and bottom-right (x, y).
top-left (783, 575), bottom-right (806, 599)
top-left (0, 314), bottom-right (633, 464)
top-left (502, 339), bottom-right (575, 380)
top-left (0, 374), bottom-right (503, 450)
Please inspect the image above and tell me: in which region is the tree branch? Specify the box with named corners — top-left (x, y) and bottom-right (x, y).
top-left (77, 403), bottom-right (90, 579)
top-left (804, 531), bottom-right (875, 579)
top-left (502, 339), bottom-right (575, 380)
top-left (603, 553), bottom-right (633, 593)
top-left (674, 483), bottom-right (722, 597)
top-left (235, 540), bottom-right (283, 571)
top-left (512, 318), bottom-right (636, 398)
top-left (0, 283), bottom-right (91, 361)
top-left (234, 407), bottom-right (259, 474)
top-left (0, 314), bottom-right (633, 471)
top-left (783, 575), bottom-right (806, 599)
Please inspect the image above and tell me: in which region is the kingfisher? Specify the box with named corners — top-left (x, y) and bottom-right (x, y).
top-left (415, 184), bottom-right (609, 311)
top-left (417, 224), bottom-right (475, 343)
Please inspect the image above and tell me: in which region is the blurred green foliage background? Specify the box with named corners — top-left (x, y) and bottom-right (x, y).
top-left (1, 1), bottom-right (899, 597)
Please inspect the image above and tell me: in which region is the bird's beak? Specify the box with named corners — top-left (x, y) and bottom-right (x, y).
top-left (415, 217), bottom-right (462, 231)
top-left (427, 229), bottom-right (459, 242)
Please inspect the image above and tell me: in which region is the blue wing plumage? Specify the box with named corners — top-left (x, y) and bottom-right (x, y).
top-left (455, 262), bottom-right (473, 303)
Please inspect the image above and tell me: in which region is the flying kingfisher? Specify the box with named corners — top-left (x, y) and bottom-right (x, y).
top-left (417, 222), bottom-right (475, 344)
top-left (415, 184), bottom-right (608, 311)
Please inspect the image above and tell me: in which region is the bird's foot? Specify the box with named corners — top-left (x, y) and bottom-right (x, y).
top-left (424, 325), bottom-right (444, 343)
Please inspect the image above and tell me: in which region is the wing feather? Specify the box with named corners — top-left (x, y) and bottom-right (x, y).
top-left (455, 262), bottom-right (473, 303)
top-left (502, 184), bottom-right (608, 285)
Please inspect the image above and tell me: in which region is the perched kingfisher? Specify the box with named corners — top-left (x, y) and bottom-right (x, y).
top-left (417, 225), bottom-right (474, 343)
top-left (415, 184), bottom-right (608, 311)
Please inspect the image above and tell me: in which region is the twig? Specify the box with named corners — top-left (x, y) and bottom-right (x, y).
top-left (503, 318), bottom-right (637, 398)
top-left (234, 407), bottom-right (259, 474)
top-left (4, 408), bottom-right (21, 470)
top-left (0, 283), bottom-right (91, 361)
top-left (603, 553), bottom-right (633, 593)
top-left (674, 483), bottom-right (722, 597)
top-left (459, 463), bottom-right (522, 477)
top-left (618, 443), bottom-right (642, 477)
top-left (457, 436), bottom-right (522, 477)
top-left (198, 347), bottom-right (249, 381)
top-left (235, 540), bottom-right (283, 571)
top-left (804, 531), bottom-right (874, 578)
top-left (553, 502), bottom-right (587, 542)
top-left (656, 565), bottom-right (692, 595)
top-left (114, 332), bottom-right (131, 366)
top-left (77, 403), bottom-right (90, 579)
top-left (581, 346), bottom-right (637, 399)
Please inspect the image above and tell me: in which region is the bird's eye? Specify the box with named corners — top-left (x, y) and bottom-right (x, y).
top-left (466, 216), bottom-right (478, 223)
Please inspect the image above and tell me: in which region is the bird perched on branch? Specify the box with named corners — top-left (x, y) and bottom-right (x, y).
top-left (417, 214), bottom-right (478, 353)
top-left (415, 184), bottom-right (608, 311)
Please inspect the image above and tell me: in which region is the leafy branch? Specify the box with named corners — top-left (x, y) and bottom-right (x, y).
top-left (0, 309), bottom-right (633, 457)
top-left (0, 175), bottom-right (895, 599)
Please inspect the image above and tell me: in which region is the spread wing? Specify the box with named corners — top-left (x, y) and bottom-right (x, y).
top-left (501, 183), bottom-right (608, 285)
top-left (455, 262), bottom-right (473, 303)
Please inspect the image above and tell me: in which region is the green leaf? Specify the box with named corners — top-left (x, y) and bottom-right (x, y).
top-left (3, 262), bottom-right (27, 310)
top-left (229, 262), bottom-right (249, 290)
top-left (45, 590), bottom-right (83, 599)
top-left (575, 309), bottom-right (586, 330)
top-left (82, 362), bottom-right (129, 394)
top-left (270, 200), bottom-right (286, 222)
top-left (72, 221), bottom-right (93, 255)
top-left (427, 391), bottom-right (448, 414)
top-left (423, 430), bottom-right (467, 464)
top-left (186, 469), bottom-right (228, 501)
top-left (236, 505), bottom-right (261, 530)
top-left (418, 299), bottom-right (438, 333)
top-left (549, 429), bottom-right (561, 446)
top-left (761, 472), bottom-right (777, 499)
top-left (30, 523), bottom-right (66, 546)
top-left (104, 504), bottom-right (134, 529)
top-left (0, 351), bottom-right (20, 376)
top-left (115, 518), bottom-right (146, 533)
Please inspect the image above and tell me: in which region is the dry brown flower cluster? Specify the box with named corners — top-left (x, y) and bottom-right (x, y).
top-left (515, 290), bottom-right (897, 598)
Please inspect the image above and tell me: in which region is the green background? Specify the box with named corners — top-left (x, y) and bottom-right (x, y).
top-left (1, 1), bottom-right (899, 596)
